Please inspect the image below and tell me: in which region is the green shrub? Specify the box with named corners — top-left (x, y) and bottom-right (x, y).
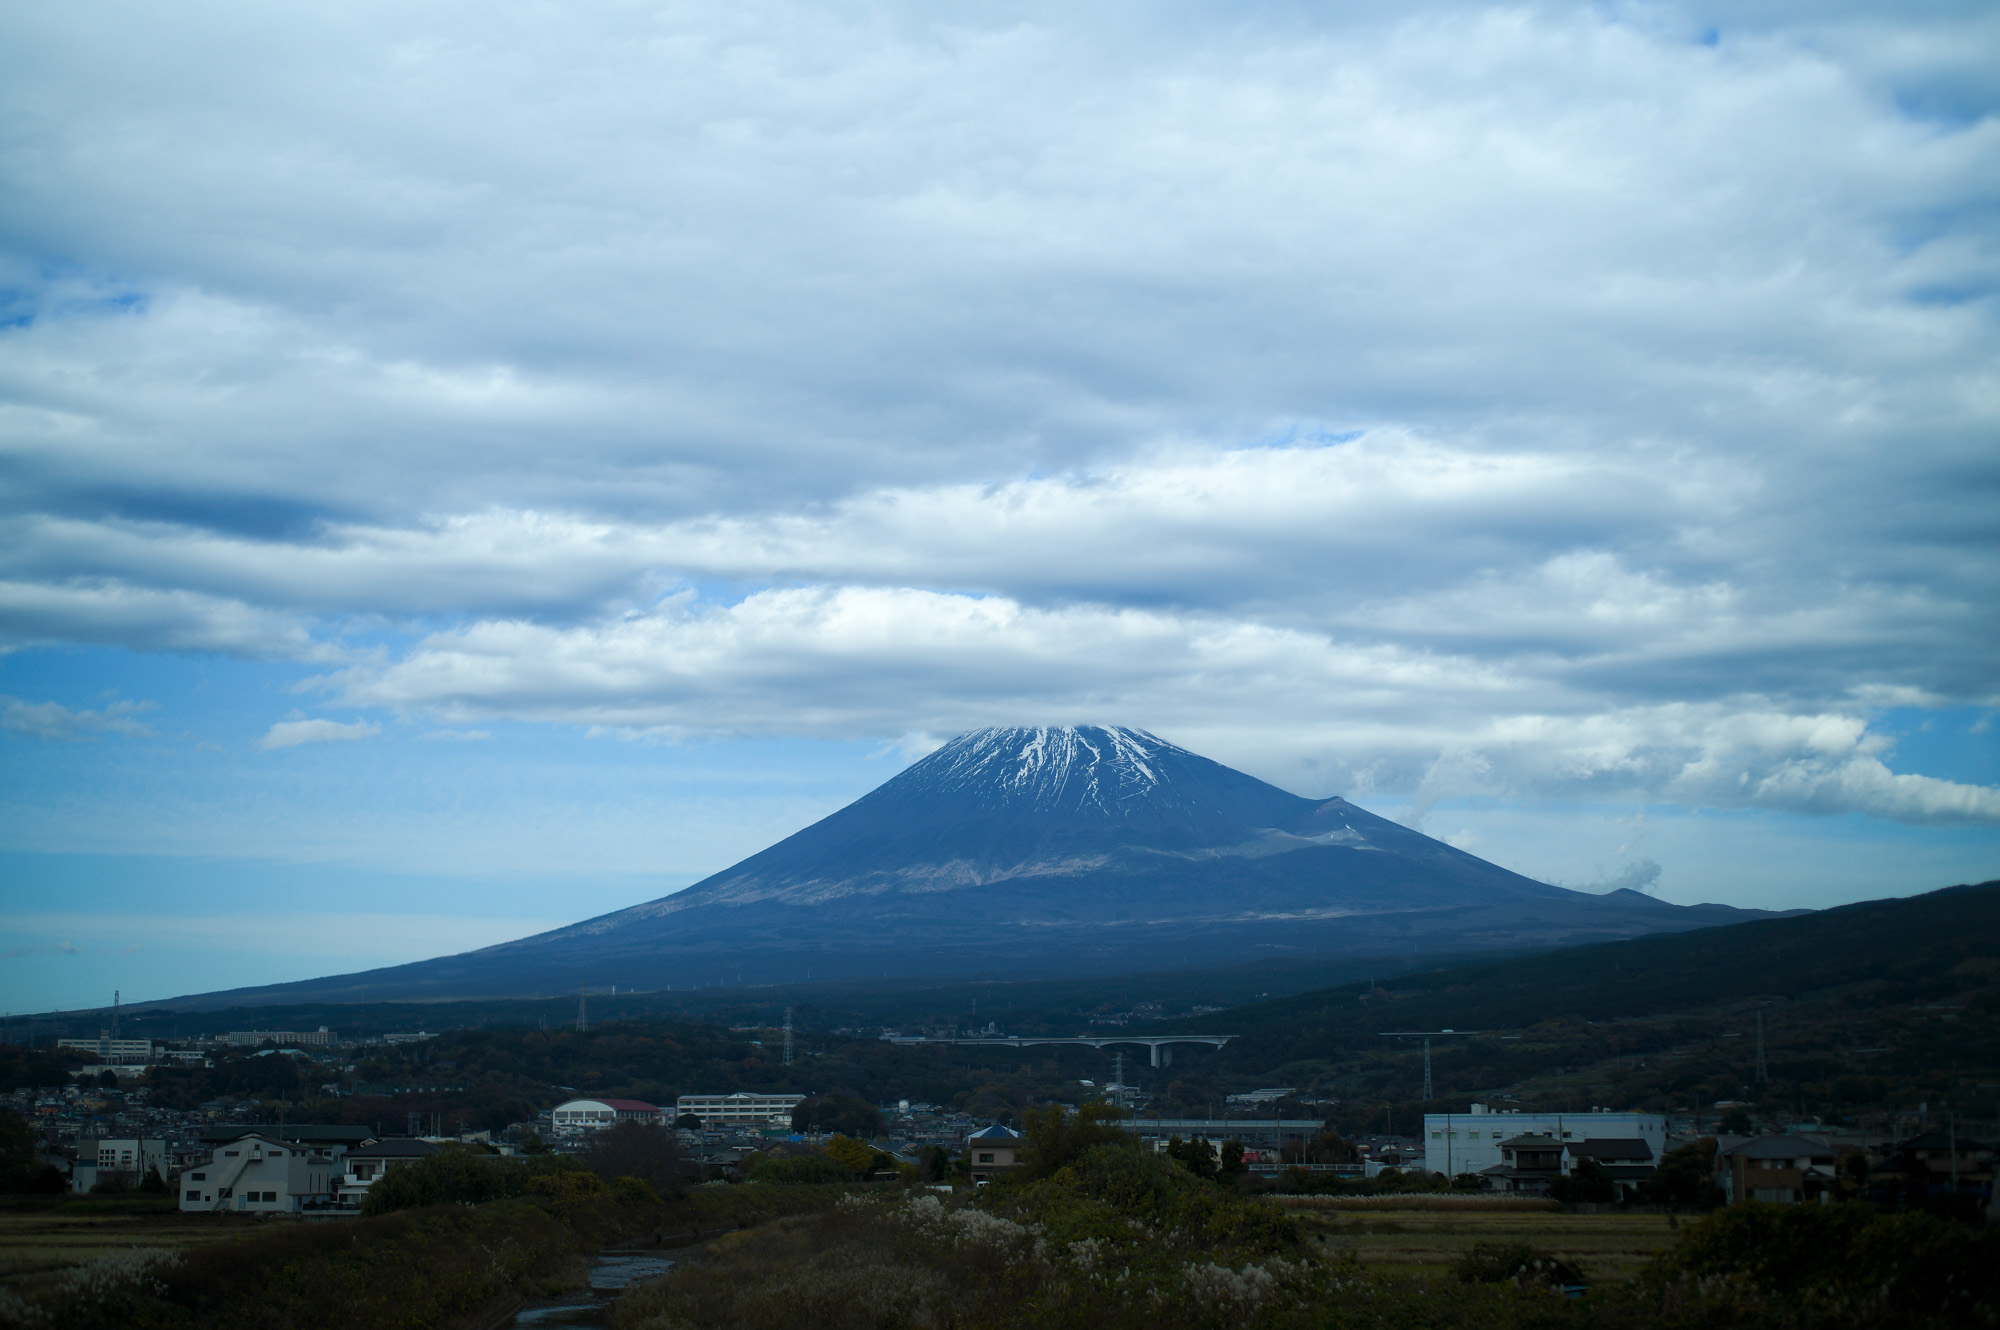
top-left (789, 1093), bottom-right (883, 1137)
top-left (360, 1147), bottom-right (585, 1215)
top-left (1631, 1201), bottom-right (2000, 1328)
top-left (1163, 1133), bottom-right (1218, 1179)
top-left (10, 1200), bottom-right (581, 1330)
top-left (1018, 1101), bottom-right (1130, 1180)
top-left (747, 1154), bottom-right (854, 1184)
top-left (1548, 1159), bottom-right (1617, 1204)
top-left (1454, 1242), bottom-right (1585, 1289)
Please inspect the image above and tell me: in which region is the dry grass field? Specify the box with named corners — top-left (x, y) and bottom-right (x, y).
top-left (1282, 1205), bottom-right (1685, 1283)
top-left (0, 1200), bottom-right (257, 1290)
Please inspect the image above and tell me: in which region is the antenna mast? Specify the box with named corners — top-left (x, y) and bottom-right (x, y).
top-left (1754, 1010), bottom-right (1768, 1083)
top-left (783, 1007), bottom-right (794, 1067)
top-left (112, 990), bottom-right (120, 1042)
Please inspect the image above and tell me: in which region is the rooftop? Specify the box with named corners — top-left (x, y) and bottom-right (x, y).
top-left (1721, 1134), bottom-right (1837, 1160)
top-left (1567, 1138), bottom-right (1654, 1161)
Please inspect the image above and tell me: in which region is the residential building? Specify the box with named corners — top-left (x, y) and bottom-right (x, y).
top-left (1479, 1133), bottom-right (1564, 1194)
top-left (336, 1139), bottom-right (440, 1206)
top-left (673, 1093), bottom-right (806, 1129)
top-left (70, 1137), bottom-right (169, 1192)
top-left (1715, 1135), bottom-right (1838, 1204)
top-left (1861, 1131), bottom-right (1994, 1207)
top-left (56, 1037), bottom-right (153, 1066)
top-left (1563, 1138), bottom-right (1657, 1195)
top-left (1422, 1104), bottom-right (1666, 1177)
top-left (178, 1133), bottom-right (345, 1213)
top-left (552, 1098), bottom-right (663, 1133)
top-left (967, 1124), bottom-right (1022, 1183)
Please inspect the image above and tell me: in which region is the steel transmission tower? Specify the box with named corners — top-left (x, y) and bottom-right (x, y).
top-left (576, 983), bottom-right (588, 1033)
top-left (783, 1007), bottom-right (795, 1067)
top-left (1382, 1030), bottom-right (1480, 1102)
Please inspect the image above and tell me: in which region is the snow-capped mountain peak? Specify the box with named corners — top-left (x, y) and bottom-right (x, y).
top-left (898, 725), bottom-right (1174, 813)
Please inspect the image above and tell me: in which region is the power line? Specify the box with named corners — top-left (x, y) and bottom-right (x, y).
top-left (1380, 1031), bottom-right (1482, 1102)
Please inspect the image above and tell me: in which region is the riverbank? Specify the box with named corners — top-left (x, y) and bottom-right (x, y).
top-left (0, 1185), bottom-right (864, 1330)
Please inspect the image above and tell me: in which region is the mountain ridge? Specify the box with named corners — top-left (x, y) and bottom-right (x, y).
top-left (147, 724), bottom-right (1792, 1006)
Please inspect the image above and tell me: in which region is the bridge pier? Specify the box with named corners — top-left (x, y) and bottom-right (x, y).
top-left (1150, 1042), bottom-right (1171, 1068)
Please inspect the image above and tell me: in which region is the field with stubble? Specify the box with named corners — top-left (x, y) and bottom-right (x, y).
top-left (1275, 1200), bottom-right (1684, 1283)
top-left (0, 1197), bottom-right (256, 1289)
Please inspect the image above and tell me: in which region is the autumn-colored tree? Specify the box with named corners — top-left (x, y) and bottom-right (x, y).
top-left (821, 1134), bottom-right (877, 1175)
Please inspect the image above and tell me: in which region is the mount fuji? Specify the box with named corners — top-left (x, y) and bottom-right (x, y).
top-left (180, 725), bottom-right (1782, 1003)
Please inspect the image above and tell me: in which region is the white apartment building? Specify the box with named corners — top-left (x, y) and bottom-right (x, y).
top-left (179, 1133), bottom-right (344, 1213)
top-left (71, 1137), bottom-right (169, 1192)
top-left (217, 1027), bottom-right (339, 1048)
top-left (674, 1092), bottom-right (806, 1129)
top-left (57, 1037), bottom-right (153, 1065)
top-left (1422, 1104), bottom-right (1667, 1177)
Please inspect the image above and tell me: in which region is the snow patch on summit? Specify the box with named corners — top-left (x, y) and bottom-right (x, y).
top-left (909, 725), bottom-right (1177, 814)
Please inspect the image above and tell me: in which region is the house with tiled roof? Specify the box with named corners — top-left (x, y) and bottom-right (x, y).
top-left (1716, 1134), bottom-right (1837, 1204)
top-left (1479, 1133), bottom-right (1564, 1193)
top-left (966, 1124), bottom-right (1022, 1182)
top-left (1563, 1138), bottom-right (1656, 1196)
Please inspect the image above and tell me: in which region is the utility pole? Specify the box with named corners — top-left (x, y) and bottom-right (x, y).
top-left (1755, 1010), bottom-right (1768, 1084)
top-left (783, 1008), bottom-right (794, 1067)
top-left (576, 983), bottom-right (588, 1033)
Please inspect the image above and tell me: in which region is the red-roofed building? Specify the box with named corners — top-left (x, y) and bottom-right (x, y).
top-left (551, 1098), bottom-right (661, 1134)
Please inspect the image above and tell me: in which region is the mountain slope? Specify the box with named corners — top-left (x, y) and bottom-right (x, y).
top-left (1167, 879), bottom-right (2000, 1121)
top-left (165, 725), bottom-right (1786, 1005)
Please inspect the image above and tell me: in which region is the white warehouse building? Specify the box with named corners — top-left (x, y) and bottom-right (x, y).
top-left (1422, 1104), bottom-right (1667, 1177)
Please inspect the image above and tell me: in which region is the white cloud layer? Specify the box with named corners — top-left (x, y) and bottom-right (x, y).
top-left (1, 696), bottom-right (156, 742)
top-left (258, 718), bottom-right (381, 751)
top-left (1, 1), bottom-right (1995, 825)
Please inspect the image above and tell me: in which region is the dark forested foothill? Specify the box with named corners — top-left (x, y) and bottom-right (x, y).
top-left (0, 1045), bottom-right (71, 1094)
top-left (144, 1048), bottom-right (313, 1109)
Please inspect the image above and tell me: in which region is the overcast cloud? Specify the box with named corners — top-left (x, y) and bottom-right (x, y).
top-left (2, 0), bottom-right (1997, 853)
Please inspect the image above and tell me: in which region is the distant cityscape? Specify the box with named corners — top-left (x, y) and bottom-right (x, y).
top-left (13, 1022), bottom-right (1989, 1215)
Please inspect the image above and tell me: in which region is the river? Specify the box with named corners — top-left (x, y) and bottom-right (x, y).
top-left (505, 1249), bottom-right (680, 1328)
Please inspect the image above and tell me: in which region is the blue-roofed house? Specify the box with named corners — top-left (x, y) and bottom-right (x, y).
top-left (966, 1124), bottom-right (1022, 1182)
